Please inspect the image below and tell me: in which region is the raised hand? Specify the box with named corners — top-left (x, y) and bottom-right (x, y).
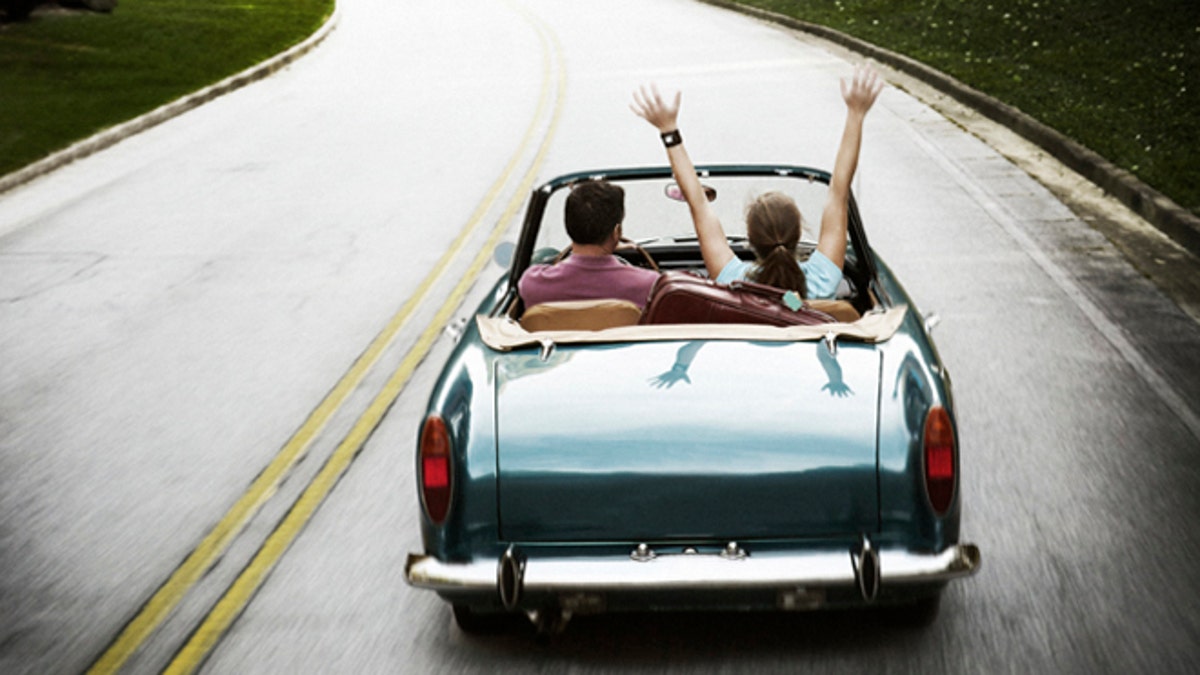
top-left (631, 84), bottom-right (682, 133)
top-left (841, 65), bottom-right (884, 116)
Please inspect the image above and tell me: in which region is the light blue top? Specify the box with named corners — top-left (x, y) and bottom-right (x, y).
top-left (714, 250), bottom-right (842, 299)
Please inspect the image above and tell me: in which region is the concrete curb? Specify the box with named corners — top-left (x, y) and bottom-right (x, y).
top-left (0, 5), bottom-right (341, 196)
top-left (700, 0), bottom-right (1200, 258)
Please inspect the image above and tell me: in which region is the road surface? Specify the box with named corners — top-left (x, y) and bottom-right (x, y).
top-left (1, 0), bottom-right (1198, 672)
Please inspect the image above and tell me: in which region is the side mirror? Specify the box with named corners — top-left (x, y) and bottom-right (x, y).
top-left (493, 241), bottom-right (515, 268)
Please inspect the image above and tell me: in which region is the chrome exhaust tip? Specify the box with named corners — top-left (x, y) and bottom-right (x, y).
top-left (498, 545), bottom-right (526, 611)
top-left (853, 534), bottom-right (880, 603)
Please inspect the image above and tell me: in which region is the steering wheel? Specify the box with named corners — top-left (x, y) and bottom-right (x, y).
top-left (551, 238), bottom-right (660, 272)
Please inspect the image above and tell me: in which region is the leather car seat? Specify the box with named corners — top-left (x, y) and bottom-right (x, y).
top-left (519, 299), bottom-right (643, 332)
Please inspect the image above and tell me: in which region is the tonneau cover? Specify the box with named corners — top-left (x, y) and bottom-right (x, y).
top-left (477, 306), bottom-right (907, 351)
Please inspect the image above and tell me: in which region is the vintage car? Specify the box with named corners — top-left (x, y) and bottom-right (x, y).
top-left (405, 165), bottom-right (980, 635)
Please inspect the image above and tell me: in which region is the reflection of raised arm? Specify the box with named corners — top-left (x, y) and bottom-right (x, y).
top-left (648, 341), bottom-right (704, 389)
top-left (817, 342), bottom-right (854, 398)
top-left (631, 85), bottom-right (735, 279)
top-left (818, 66), bottom-right (884, 269)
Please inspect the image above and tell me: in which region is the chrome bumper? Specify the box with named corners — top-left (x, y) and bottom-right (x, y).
top-left (405, 543), bottom-right (981, 601)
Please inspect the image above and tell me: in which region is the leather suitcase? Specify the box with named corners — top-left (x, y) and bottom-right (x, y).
top-left (640, 272), bottom-right (835, 327)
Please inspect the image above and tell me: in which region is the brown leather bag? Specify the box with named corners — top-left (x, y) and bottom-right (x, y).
top-left (640, 272), bottom-right (835, 327)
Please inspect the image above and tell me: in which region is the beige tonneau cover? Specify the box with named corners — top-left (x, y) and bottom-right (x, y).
top-left (477, 306), bottom-right (908, 352)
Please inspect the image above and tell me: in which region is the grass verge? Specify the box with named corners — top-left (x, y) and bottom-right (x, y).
top-left (2, 1), bottom-right (1196, 219)
top-left (729, 0), bottom-right (1199, 218)
top-left (0, 0), bottom-right (334, 178)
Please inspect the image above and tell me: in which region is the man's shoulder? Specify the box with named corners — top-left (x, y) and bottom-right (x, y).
top-left (518, 255), bottom-right (659, 308)
top-left (520, 262), bottom-right (553, 278)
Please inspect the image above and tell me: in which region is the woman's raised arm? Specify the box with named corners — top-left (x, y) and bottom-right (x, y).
top-left (632, 85), bottom-right (735, 279)
top-left (817, 66), bottom-right (884, 269)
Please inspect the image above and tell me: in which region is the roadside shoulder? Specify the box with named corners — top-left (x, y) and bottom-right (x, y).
top-left (700, 0), bottom-right (1200, 324)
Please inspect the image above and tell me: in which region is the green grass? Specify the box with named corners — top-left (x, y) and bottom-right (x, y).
top-left (731, 0), bottom-right (1200, 217)
top-left (2, 1), bottom-right (1196, 218)
top-left (0, 0), bottom-right (334, 177)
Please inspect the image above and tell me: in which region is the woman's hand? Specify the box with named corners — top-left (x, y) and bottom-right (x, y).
top-left (631, 84), bottom-right (681, 133)
top-left (841, 65), bottom-right (884, 117)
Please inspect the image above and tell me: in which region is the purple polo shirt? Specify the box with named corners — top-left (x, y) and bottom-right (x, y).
top-left (518, 255), bottom-right (660, 309)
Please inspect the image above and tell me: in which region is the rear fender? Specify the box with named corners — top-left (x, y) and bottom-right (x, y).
top-left (876, 268), bottom-right (960, 550)
top-left (418, 282), bottom-right (508, 560)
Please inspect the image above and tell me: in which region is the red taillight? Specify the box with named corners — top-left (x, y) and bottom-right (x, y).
top-left (422, 456), bottom-right (449, 488)
top-left (420, 415), bottom-right (452, 524)
top-left (923, 406), bottom-right (956, 516)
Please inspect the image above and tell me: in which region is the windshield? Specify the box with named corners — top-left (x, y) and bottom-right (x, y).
top-left (531, 171), bottom-right (835, 258)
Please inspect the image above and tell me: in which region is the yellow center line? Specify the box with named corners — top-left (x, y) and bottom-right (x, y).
top-left (86, 9), bottom-right (560, 675)
top-left (161, 8), bottom-right (565, 675)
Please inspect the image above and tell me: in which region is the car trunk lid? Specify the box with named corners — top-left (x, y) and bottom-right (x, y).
top-left (495, 339), bottom-right (880, 542)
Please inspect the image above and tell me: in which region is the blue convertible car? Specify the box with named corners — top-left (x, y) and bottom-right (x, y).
top-left (405, 166), bottom-right (980, 634)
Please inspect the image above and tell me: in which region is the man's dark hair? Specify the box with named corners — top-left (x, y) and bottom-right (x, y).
top-left (564, 180), bottom-right (625, 245)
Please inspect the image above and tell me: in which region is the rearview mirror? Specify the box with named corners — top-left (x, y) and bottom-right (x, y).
top-left (665, 183), bottom-right (717, 203)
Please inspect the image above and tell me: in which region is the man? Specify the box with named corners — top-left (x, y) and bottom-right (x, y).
top-left (518, 179), bottom-right (660, 309)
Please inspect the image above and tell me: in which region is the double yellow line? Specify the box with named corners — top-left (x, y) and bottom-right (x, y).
top-left (89, 7), bottom-right (564, 674)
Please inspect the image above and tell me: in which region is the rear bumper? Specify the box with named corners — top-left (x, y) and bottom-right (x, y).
top-left (405, 542), bottom-right (981, 607)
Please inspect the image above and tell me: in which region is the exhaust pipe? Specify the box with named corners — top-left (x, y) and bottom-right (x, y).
top-left (853, 534), bottom-right (880, 602)
top-left (500, 546), bottom-right (573, 636)
top-left (498, 545), bottom-right (526, 610)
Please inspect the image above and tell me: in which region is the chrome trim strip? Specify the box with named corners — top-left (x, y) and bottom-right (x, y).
top-left (405, 543), bottom-right (980, 594)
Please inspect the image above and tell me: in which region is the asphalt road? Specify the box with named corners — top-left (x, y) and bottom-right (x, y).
top-left (2, 0), bottom-right (1198, 673)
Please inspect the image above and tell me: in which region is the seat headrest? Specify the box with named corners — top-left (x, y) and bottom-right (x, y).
top-left (520, 299), bottom-right (642, 332)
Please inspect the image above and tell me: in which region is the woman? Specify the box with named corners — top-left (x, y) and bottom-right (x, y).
top-left (631, 66), bottom-right (883, 299)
